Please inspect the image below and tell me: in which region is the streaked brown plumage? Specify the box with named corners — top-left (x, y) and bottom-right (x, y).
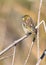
top-left (22, 15), bottom-right (37, 42)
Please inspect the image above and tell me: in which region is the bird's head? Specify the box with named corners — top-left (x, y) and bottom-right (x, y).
top-left (22, 15), bottom-right (30, 23)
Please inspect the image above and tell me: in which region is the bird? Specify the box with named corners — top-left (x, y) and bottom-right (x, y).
top-left (22, 15), bottom-right (37, 42)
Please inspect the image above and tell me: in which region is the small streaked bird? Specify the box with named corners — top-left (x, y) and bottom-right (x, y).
top-left (22, 15), bottom-right (37, 42)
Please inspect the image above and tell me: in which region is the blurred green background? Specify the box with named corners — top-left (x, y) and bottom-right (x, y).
top-left (0, 0), bottom-right (46, 65)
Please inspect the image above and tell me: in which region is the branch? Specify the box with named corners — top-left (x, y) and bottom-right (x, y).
top-left (24, 41), bottom-right (34, 65)
top-left (12, 46), bottom-right (16, 65)
top-left (35, 20), bottom-right (46, 32)
top-left (0, 33), bottom-right (31, 56)
top-left (36, 49), bottom-right (46, 65)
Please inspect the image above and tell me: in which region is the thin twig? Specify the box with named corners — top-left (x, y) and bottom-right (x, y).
top-left (36, 49), bottom-right (46, 65)
top-left (12, 46), bottom-right (16, 65)
top-left (0, 33), bottom-right (31, 56)
top-left (36, 59), bottom-right (41, 65)
top-left (35, 20), bottom-right (46, 32)
top-left (24, 41), bottom-right (34, 65)
top-left (37, 0), bottom-right (42, 60)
